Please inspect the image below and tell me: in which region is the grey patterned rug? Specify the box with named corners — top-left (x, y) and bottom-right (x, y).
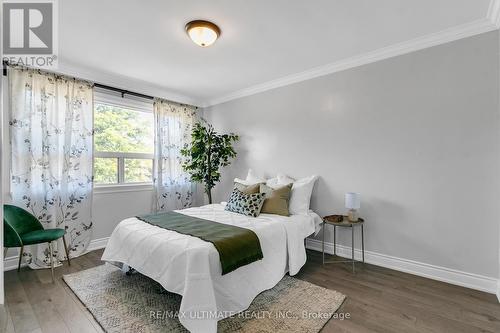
top-left (63, 264), bottom-right (346, 333)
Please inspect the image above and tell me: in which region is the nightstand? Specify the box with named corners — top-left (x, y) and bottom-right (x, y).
top-left (322, 215), bottom-right (365, 273)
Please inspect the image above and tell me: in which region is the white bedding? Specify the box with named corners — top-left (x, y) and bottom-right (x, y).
top-left (101, 204), bottom-right (322, 333)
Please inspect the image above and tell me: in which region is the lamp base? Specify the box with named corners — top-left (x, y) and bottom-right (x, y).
top-left (347, 209), bottom-right (359, 222)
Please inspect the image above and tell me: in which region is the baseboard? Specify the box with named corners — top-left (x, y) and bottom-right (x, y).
top-left (306, 238), bottom-right (498, 295)
top-left (3, 237), bottom-right (110, 271)
top-left (4, 236), bottom-right (497, 297)
top-left (3, 252), bottom-right (25, 272)
top-left (84, 237), bottom-right (109, 253)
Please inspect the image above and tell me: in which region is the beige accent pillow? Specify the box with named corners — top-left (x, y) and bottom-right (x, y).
top-left (260, 183), bottom-right (293, 216)
top-left (234, 181), bottom-right (261, 194)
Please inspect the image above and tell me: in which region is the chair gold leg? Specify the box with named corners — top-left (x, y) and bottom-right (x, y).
top-left (62, 236), bottom-right (71, 266)
top-left (48, 242), bottom-right (55, 282)
top-left (17, 246), bottom-right (24, 272)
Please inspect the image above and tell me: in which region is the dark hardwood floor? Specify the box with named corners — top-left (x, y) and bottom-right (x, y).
top-left (1, 249), bottom-right (499, 333)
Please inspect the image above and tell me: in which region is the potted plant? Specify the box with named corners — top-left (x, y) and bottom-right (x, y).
top-left (181, 122), bottom-right (239, 204)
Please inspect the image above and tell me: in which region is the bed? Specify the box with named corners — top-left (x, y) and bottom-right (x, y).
top-left (101, 203), bottom-right (322, 333)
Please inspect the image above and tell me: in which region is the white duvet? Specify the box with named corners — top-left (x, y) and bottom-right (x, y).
top-left (101, 204), bottom-right (322, 333)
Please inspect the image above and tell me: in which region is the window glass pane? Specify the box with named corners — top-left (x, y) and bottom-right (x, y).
top-left (94, 103), bottom-right (153, 154)
top-left (124, 159), bottom-right (153, 183)
top-left (94, 158), bottom-right (118, 184)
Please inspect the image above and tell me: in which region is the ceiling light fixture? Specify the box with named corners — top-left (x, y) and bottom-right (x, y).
top-left (185, 20), bottom-right (220, 47)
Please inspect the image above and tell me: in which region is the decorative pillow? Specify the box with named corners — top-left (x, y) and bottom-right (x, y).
top-left (234, 181), bottom-right (261, 194)
top-left (225, 189), bottom-right (266, 217)
top-left (260, 183), bottom-right (292, 216)
top-left (273, 174), bottom-right (318, 215)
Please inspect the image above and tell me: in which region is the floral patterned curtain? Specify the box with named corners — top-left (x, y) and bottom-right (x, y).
top-left (153, 98), bottom-right (197, 211)
top-left (9, 67), bottom-right (94, 269)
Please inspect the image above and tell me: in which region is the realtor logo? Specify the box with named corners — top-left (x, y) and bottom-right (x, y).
top-left (2, 0), bottom-right (58, 68)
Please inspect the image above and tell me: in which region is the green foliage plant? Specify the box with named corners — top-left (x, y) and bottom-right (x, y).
top-left (181, 122), bottom-right (239, 204)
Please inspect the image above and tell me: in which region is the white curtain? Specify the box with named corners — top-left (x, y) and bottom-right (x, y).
top-left (9, 67), bottom-right (94, 269)
top-left (153, 98), bottom-right (197, 212)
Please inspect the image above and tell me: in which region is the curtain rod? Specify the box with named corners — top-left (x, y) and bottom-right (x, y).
top-left (94, 83), bottom-right (154, 100)
top-left (2, 61), bottom-right (155, 101)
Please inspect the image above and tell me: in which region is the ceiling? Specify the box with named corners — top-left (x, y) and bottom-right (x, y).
top-left (59, 0), bottom-right (496, 106)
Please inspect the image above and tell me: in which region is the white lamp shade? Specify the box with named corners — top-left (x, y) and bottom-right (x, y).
top-left (345, 192), bottom-right (361, 209)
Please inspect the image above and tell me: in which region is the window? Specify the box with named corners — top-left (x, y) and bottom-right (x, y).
top-left (93, 95), bottom-right (154, 186)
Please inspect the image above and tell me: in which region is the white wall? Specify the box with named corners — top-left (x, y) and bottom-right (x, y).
top-left (204, 32), bottom-right (500, 285)
top-left (92, 189), bottom-right (154, 241)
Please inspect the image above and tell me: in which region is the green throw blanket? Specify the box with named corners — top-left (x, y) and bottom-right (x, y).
top-left (136, 211), bottom-right (263, 275)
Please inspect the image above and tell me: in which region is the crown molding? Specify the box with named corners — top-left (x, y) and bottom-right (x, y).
top-left (204, 18), bottom-right (497, 107)
top-left (55, 9), bottom-right (500, 109)
top-left (57, 60), bottom-right (203, 107)
top-left (488, 0), bottom-right (500, 27)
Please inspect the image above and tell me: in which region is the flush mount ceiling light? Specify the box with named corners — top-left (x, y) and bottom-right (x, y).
top-left (185, 20), bottom-right (221, 47)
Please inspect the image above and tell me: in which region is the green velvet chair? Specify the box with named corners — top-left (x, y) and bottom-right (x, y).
top-left (3, 204), bottom-right (71, 280)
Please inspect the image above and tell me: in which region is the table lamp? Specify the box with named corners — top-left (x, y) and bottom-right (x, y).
top-left (345, 192), bottom-right (361, 222)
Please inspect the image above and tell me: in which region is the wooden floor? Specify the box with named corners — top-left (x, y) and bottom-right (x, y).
top-left (1, 249), bottom-right (499, 333)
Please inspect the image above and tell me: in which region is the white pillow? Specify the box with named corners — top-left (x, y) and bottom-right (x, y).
top-left (234, 169), bottom-right (267, 186)
top-left (267, 173), bottom-right (294, 189)
top-left (245, 169), bottom-right (266, 184)
top-left (266, 176), bottom-right (279, 188)
top-left (233, 177), bottom-right (251, 185)
top-left (277, 173), bottom-right (295, 185)
top-left (274, 174), bottom-right (318, 215)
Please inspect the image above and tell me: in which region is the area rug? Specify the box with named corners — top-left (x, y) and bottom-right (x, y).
top-left (63, 264), bottom-right (346, 333)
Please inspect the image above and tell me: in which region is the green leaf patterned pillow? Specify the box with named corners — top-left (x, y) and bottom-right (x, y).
top-left (225, 189), bottom-right (266, 217)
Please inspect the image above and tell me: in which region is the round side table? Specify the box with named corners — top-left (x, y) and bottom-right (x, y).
top-left (322, 215), bottom-right (365, 273)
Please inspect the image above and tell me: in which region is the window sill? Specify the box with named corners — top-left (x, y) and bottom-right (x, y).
top-left (94, 183), bottom-right (154, 195)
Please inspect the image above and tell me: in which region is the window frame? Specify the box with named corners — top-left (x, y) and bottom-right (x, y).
top-left (93, 90), bottom-right (155, 190)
